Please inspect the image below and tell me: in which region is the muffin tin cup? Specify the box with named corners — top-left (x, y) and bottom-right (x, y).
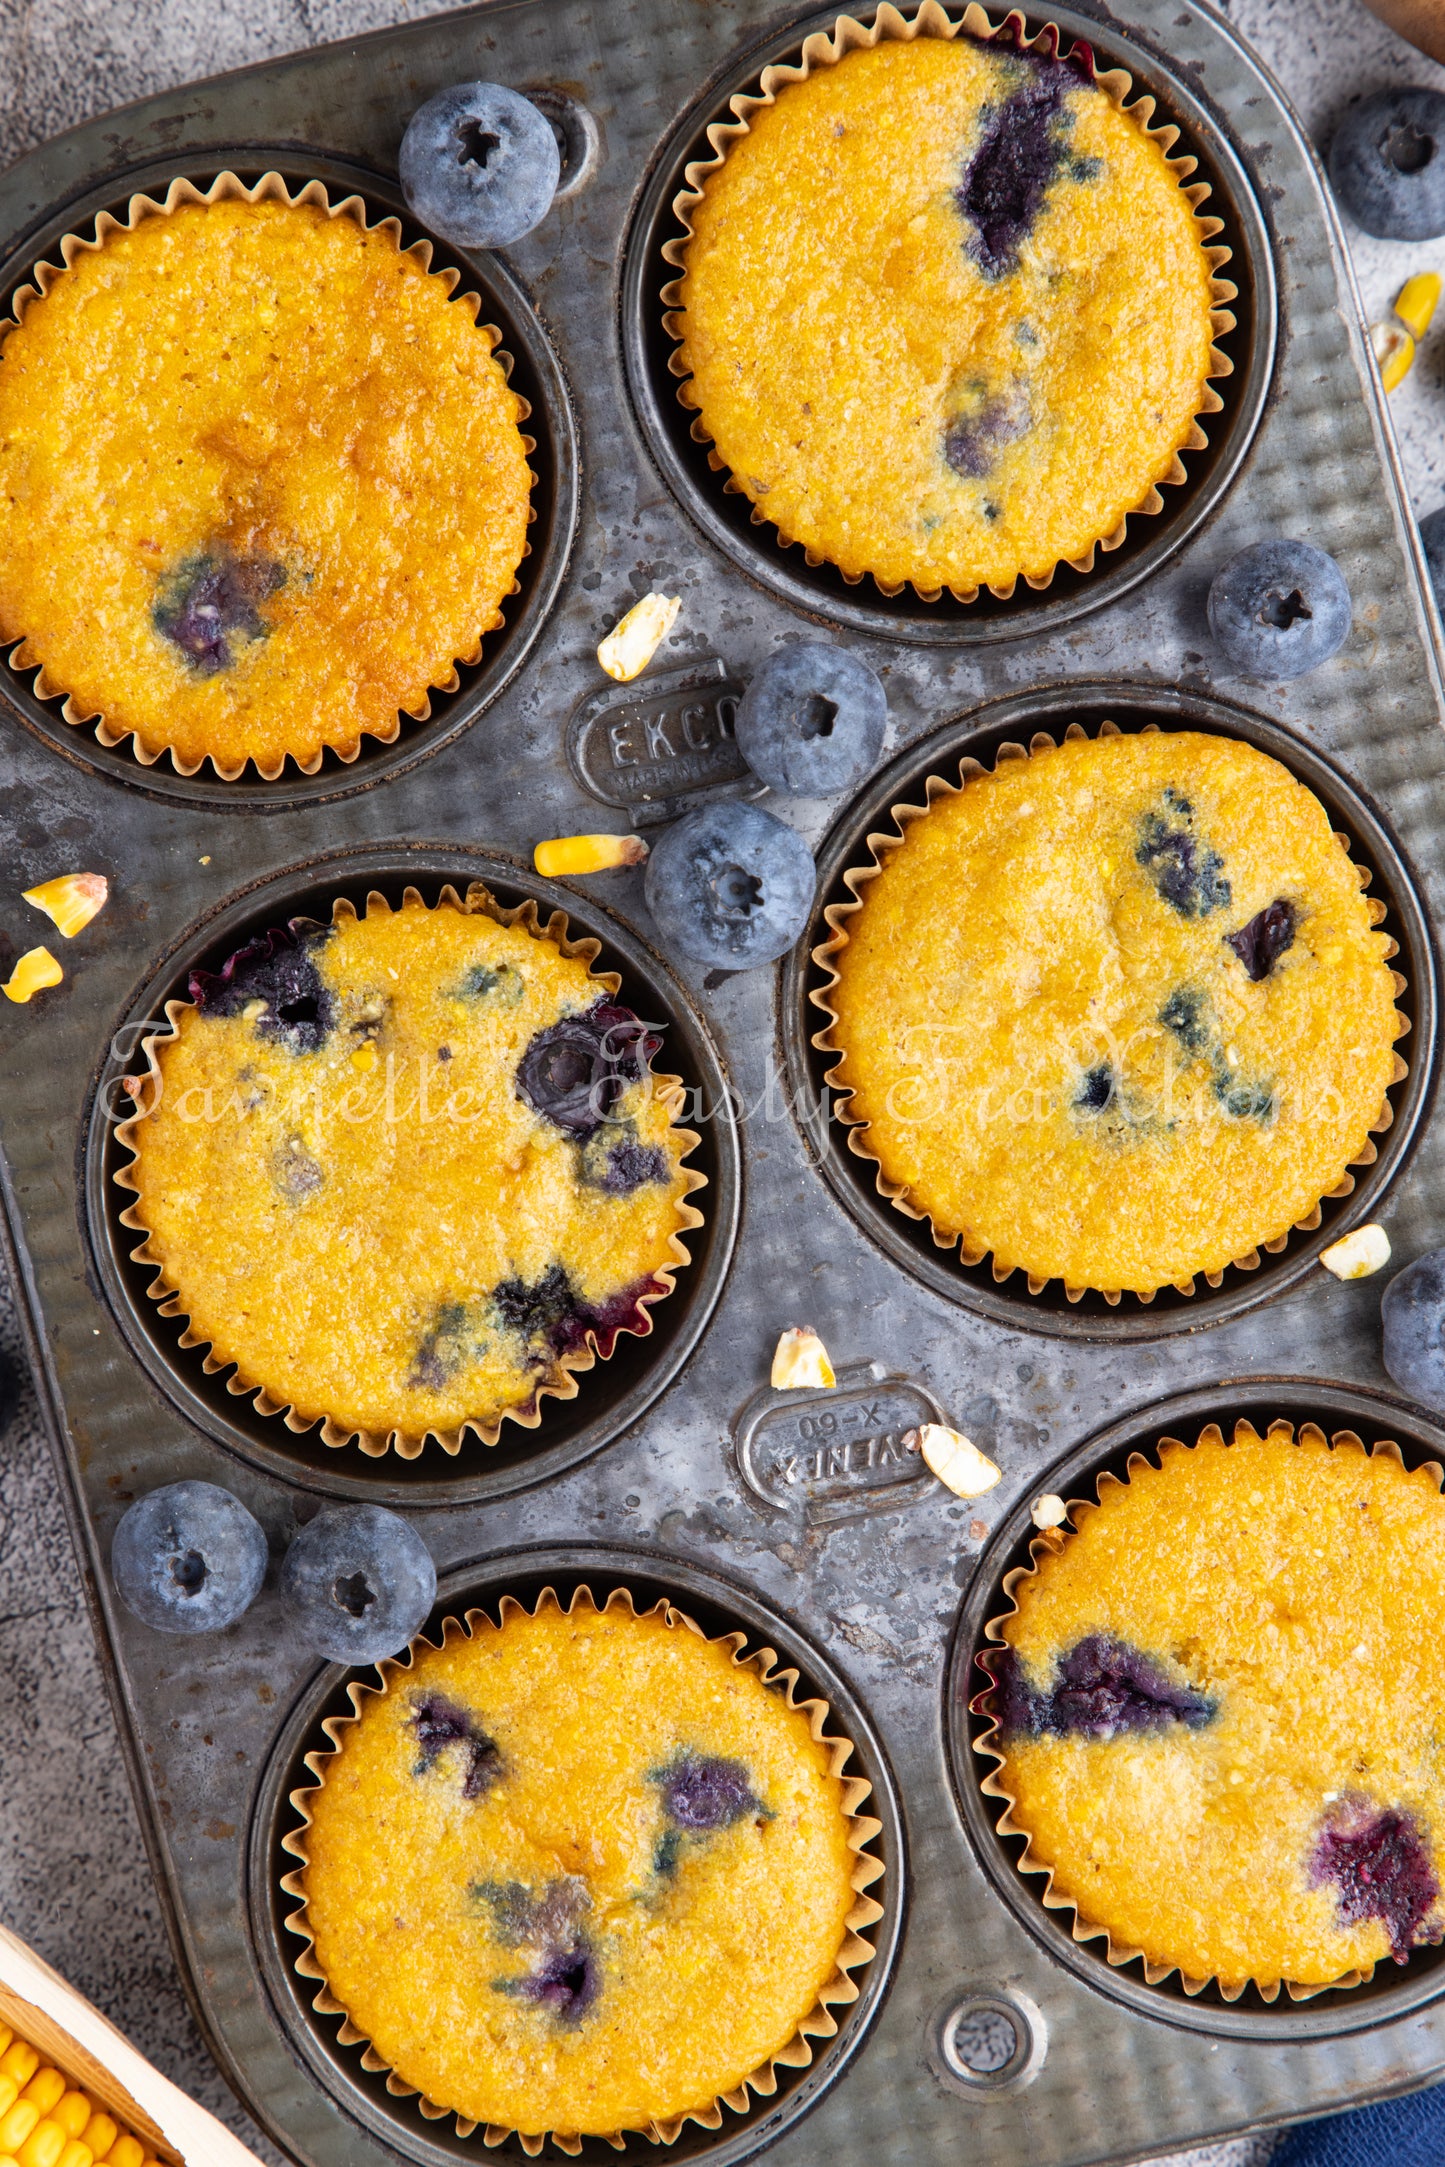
top-left (657, 0), bottom-right (1236, 612)
top-left (0, 153), bottom-right (578, 807)
top-left (779, 682), bottom-right (1438, 1340)
top-left (83, 847), bottom-right (741, 1506)
top-left (944, 1379), bottom-right (1445, 2040)
top-left (247, 1548), bottom-right (905, 2167)
top-left (621, 0), bottom-right (1276, 645)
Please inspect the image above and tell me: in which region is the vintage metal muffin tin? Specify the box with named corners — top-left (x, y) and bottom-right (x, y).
top-left (4, 0), bottom-right (1445, 2162)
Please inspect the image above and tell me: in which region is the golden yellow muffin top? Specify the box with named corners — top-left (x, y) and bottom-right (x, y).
top-left (118, 893), bottom-right (699, 1451)
top-left (987, 1422), bottom-right (1445, 1992)
top-left (819, 731), bottom-right (1401, 1295)
top-left (674, 34), bottom-right (1222, 595)
top-left (294, 1594), bottom-right (865, 2136)
top-left (0, 191), bottom-right (532, 775)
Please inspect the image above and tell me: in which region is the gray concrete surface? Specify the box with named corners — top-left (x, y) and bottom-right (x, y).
top-left (0, 1), bottom-right (1439, 2162)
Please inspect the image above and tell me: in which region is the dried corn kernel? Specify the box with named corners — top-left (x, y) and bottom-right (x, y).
top-left (533, 833), bottom-right (648, 879)
top-left (597, 593), bottom-right (680, 683)
top-left (1320, 1223), bottom-right (1391, 1280)
top-left (21, 873), bottom-right (108, 939)
top-left (18, 2078), bottom-right (62, 2118)
top-left (770, 1326), bottom-right (835, 1390)
top-left (0, 2053), bottom-right (36, 2092)
top-left (910, 1423), bottom-right (1002, 1498)
top-left (1031, 1493), bottom-right (1068, 1530)
top-left (1396, 271), bottom-right (1442, 341)
top-left (56, 2146), bottom-right (93, 2167)
top-left (18, 2120), bottom-right (66, 2167)
top-left (0, 2109), bottom-right (39, 2156)
top-left (2, 948), bottom-right (63, 1004)
top-left (1370, 316), bottom-right (1416, 393)
top-left (49, 2102), bottom-right (87, 2143)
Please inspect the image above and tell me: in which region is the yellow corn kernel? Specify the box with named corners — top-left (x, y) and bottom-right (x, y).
top-left (20, 2077), bottom-right (63, 2118)
top-left (18, 2119), bottom-right (66, 2167)
top-left (1, 947), bottom-right (63, 1005)
top-left (102, 2140), bottom-right (144, 2167)
top-left (0, 2031), bottom-right (11, 2060)
top-left (0, 2155), bottom-right (20, 2167)
top-left (21, 873), bottom-right (109, 939)
top-left (770, 1326), bottom-right (836, 1390)
top-left (57, 2145), bottom-right (93, 2167)
top-left (1370, 316), bottom-right (1415, 392)
top-left (0, 2088), bottom-right (15, 2122)
top-left (1396, 270), bottom-right (1442, 341)
top-left (533, 833), bottom-right (648, 879)
top-left (49, 2103), bottom-right (87, 2143)
top-left (78, 2121), bottom-right (114, 2159)
top-left (350, 1041), bottom-right (378, 1072)
top-left (0, 2108), bottom-right (40, 2155)
top-left (0, 2051), bottom-right (36, 2092)
top-left (597, 592), bottom-right (680, 682)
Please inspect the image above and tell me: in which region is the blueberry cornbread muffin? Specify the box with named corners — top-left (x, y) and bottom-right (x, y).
top-left (0, 178), bottom-right (531, 777)
top-left (116, 887), bottom-right (702, 1456)
top-left (287, 1589), bottom-right (878, 2140)
top-left (980, 1421), bottom-right (1445, 1994)
top-left (669, 22), bottom-right (1228, 598)
top-left (814, 729), bottom-right (1403, 1297)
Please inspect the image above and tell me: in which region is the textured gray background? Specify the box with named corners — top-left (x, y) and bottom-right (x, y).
top-left (0, 0), bottom-right (1440, 2162)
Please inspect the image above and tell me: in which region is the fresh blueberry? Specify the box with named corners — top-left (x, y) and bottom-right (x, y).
top-left (1382, 1249), bottom-right (1445, 1410)
top-left (399, 82), bottom-right (560, 250)
top-left (280, 1504), bottom-right (436, 1666)
top-left (111, 1481), bottom-right (267, 1635)
top-left (1329, 89), bottom-right (1445, 241)
top-left (643, 800), bottom-right (815, 970)
top-left (1419, 506), bottom-right (1445, 619)
top-left (735, 644), bottom-right (887, 796)
top-left (1207, 540), bottom-right (1352, 681)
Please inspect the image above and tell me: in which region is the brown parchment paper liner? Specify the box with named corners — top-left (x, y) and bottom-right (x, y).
top-left (279, 1583), bottom-right (886, 2155)
top-left (660, 1), bottom-right (1237, 605)
top-left (112, 882), bottom-right (706, 1459)
top-left (970, 1418), bottom-right (1445, 2001)
top-left (0, 170), bottom-right (537, 782)
top-left (809, 720), bottom-right (1411, 1305)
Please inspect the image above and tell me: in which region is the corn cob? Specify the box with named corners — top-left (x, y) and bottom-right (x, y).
top-left (0, 2023), bottom-right (162, 2167)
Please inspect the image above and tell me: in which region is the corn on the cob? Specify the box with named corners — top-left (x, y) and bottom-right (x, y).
top-left (2, 948), bottom-right (63, 1005)
top-left (21, 874), bottom-right (108, 939)
top-left (597, 592), bottom-right (680, 682)
top-left (533, 833), bottom-right (648, 878)
top-left (0, 2022), bottom-right (161, 2167)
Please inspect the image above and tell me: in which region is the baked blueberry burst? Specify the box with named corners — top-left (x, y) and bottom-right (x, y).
top-left (992, 1634), bottom-right (1215, 1743)
top-left (153, 549), bottom-right (286, 674)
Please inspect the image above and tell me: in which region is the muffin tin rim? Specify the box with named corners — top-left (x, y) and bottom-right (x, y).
top-left (618, 0), bottom-right (1279, 647)
top-left (81, 843), bottom-right (742, 1507)
top-left (943, 1373), bottom-right (1445, 2041)
top-left (243, 1542), bottom-right (908, 2167)
top-left (0, 146), bottom-right (580, 810)
top-left (776, 679), bottom-right (1439, 1341)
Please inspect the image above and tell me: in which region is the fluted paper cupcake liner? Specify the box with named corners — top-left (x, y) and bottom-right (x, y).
top-left (661, 1), bottom-right (1237, 605)
top-left (970, 1418), bottom-right (1445, 2000)
top-left (0, 170), bottom-right (536, 781)
top-left (809, 720), bottom-right (1409, 1305)
top-left (114, 881), bottom-right (705, 1458)
top-left (280, 1583), bottom-right (886, 2154)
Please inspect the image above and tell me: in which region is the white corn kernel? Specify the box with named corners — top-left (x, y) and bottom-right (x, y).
top-left (21, 873), bottom-right (108, 938)
top-left (770, 1327), bottom-right (835, 1390)
top-left (1320, 1224), bottom-right (1391, 1280)
top-left (1370, 316), bottom-right (1415, 393)
top-left (1031, 1493), bottom-right (1068, 1530)
top-left (908, 1423), bottom-right (1002, 1498)
top-left (597, 593), bottom-right (680, 682)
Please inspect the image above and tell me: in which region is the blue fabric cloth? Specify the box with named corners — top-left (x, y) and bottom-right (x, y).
top-left (1271, 2083), bottom-right (1445, 2167)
